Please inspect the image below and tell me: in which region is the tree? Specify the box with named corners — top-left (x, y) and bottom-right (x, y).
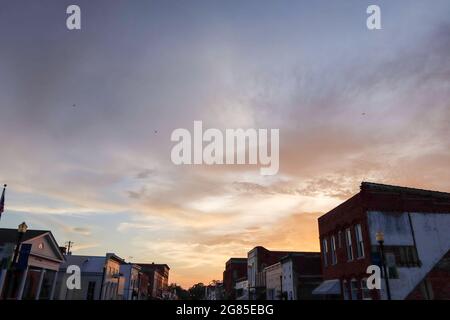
top-left (168, 283), bottom-right (190, 300)
top-left (188, 282), bottom-right (206, 300)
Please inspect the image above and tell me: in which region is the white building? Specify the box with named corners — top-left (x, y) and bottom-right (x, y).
top-left (367, 210), bottom-right (450, 299)
top-left (235, 278), bottom-right (248, 300)
top-left (0, 228), bottom-right (65, 300)
top-left (120, 263), bottom-right (141, 300)
top-left (265, 262), bottom-right (282, 300)
top-left (205, 281), bottom-right (224, 300)
top-left (54, 253), bottom-right (125, 300)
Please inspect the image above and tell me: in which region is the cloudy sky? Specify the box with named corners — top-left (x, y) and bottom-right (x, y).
top-left (0, 0), bottom-right (449, 287)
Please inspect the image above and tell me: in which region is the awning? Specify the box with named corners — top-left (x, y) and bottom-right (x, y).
top-left (312, 279), bottom-right (341, 295)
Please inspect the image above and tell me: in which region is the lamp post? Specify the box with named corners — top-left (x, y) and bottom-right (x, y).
top-left (376, 231), bottom-right (391, 300)
top-left (2, 222), bottom-right (28, 299)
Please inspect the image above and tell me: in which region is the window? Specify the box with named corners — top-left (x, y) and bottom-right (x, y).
top-left (343, 280), bottom-right (350, 300)
top-left (322, 238), bottom-right (328, 267)
top-left (350, 279), bottom-right (359, 300)
top-left (374, 245), bottom-right (421, 269)
top-left (86, 281), bottom-right (96, 300)
top-left (268, 288), bottom-right (275, 300)
top-left (361, 279), bottom-right (371, 300)
top-left (386, 253), bottom-right (399, 279)
top-left (331, 235), bottom-right (337, 265)
top-left (396, 246), bottom-right (420, 267)
top-left (355, 224), bottom-right (365, 258)
top-left (345, 228), bottom-right (354, 261)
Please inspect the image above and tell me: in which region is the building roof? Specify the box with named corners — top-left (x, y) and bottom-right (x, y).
top-left (138, 263), bottom-right (170, 270)
top-left (280, 252), bottom-right (322, 276)
top-left (0, 228), bottom-right (65, 262)
top-left (60, 253), bottom-right (125, 271)
top-left (319, 182), bottom-right (450, 224)
top-left (0, 228), bottom-right (49, 244)
top-left (137, 263), bottom-right (170, 278)
top-left (250, 246), bottom-right (313, 258)
top-left (60, 255), bottom-right (106, 271)
top-left (106, 252), bottom-right (125, 263)
top-left (225, 257), bottom-right (247, 265)
top-left (361, 182), bottom-right (450, 199)
top-left (280, 252), bottom-right (320, 260)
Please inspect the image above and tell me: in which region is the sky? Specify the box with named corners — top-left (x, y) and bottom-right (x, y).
top-left (0, 0), bottom-right (449, 288)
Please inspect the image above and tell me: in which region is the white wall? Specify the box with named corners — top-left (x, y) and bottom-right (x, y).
top-left (367, 211), bottom-right (450, 299)
top-left (265, 263), bottom-right (282, 300)
top-left (281, 260), bottom-right (296, 300)
top-left (247, 249), bottom-right (257, 289)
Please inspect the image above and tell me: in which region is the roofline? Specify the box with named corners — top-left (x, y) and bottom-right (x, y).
top-left (106, 253), bottom-right (125, 263)
top-left (318, 181), bottom-right (450, 224)
top-left (136, 263), bottom-right (170, 270)
top-left (361, 181), bottom-right (450, 198)
top-left (279, 252), bottom-right (320, 261)
top-left (13, 229), bottom-right (65, 262)
top-left (226, 257), bottom-right (247, 264)
top-left (249, 246), bottom-right (316, 255)
top-left (318, 192), bottom-right (360, 222)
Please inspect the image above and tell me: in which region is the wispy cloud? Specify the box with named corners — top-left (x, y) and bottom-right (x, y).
top-left (0, 1), bottom-right (449, 287)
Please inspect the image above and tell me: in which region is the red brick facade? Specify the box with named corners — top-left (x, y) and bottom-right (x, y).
top-left (318, 192), bottom-right (377, 299)
top-left (223, 258), bottom-right (247, 299)
top-left (318, 182), bottom-right (450, 300)
top-left (406, 250), bottom-right (450, 300)
top-left (138, 263), bottom-right (170, 299)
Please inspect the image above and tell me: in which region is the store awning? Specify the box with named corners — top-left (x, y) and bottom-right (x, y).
top-left (312, 279), bottom-right (341, 295)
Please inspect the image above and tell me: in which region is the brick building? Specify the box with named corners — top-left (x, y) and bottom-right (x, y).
top-left (223, 257), bottom-right (247, 299)
top-left (138, 263), bottom-right (169, 299)
top-left (313, 182), bottom-right (450, 300)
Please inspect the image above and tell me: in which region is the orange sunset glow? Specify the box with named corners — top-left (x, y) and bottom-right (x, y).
top-left (1, 1), bottom-right (449, 290)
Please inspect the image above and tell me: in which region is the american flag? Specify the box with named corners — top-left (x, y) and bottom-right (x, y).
top-left (0, 184), bottom-right (5, 220)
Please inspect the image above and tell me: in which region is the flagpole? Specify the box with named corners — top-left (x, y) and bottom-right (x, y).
top-left (0, 184), bottom-right (6, 222)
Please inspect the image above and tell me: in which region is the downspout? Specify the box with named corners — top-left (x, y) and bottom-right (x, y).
top-left (407, 212), bottom-right (428, 298)
top-left (98, 264), bottom-right (106, 300)
top-left (407, 213), bottom-right (421, 266)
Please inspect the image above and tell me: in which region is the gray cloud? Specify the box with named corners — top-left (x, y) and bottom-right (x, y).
top-left (1, 0), bottom-right (449, 287)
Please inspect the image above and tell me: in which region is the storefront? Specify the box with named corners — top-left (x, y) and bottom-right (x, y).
top-left (0, 228), bottom-right (64, 300)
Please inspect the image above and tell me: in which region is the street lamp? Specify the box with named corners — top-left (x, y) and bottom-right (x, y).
top-left (2, 222), bottom-right (28, 299)
top-left (12, 222), bottom-right (28, 265)
top-left (376, 231), bottom-right (391, 300)
top-left (18, 221), bottom-right (28, 233)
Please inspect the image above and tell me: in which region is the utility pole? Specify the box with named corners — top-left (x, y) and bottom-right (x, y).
top-left (65, 241), bottom-right (74, 255)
